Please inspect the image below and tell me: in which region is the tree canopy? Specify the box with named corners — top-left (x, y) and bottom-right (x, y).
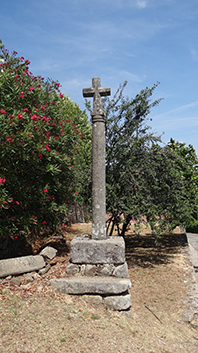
top-left (102, 82), bottom-right (198, 237)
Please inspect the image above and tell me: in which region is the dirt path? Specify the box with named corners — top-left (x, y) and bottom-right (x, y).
top-left (0, 224), bottom-right (198, 353)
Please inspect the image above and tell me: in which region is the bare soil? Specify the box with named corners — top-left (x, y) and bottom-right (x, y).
top-left (0, 223), bottom-right (198, 353)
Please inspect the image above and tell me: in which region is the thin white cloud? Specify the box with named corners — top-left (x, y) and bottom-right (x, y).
top-left (61, 78), bottom-right (91, 94)
top-left (153, 101), bottom-right (198, 119)
top-left (150, 101), bottom-right (198, 134)
top-left (116, 70), bottom-right (146, 83)
top-left (191, 49), bottom-right (198, 62)
top-left (136, 0), bottom-right (147, 9)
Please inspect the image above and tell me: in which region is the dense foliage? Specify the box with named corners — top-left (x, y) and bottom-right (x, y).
top-left (0, 42), bottom-right (91, 240)
top-left (167, 139), bottom-right (198, 233)
top-left (1, 40), bottom-right (197, 243)
top-left (103, 82), bottom-right (198, 237)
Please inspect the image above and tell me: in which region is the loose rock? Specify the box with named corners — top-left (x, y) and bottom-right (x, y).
top-left (39, 246), bottom-right (57, 260)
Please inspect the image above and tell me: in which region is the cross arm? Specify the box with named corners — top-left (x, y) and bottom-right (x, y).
top-left (83, 87), bottom-right (111, 98)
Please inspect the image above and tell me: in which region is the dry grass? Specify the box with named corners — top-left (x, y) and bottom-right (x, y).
top-left (0, 223), bottom-right (198, 353)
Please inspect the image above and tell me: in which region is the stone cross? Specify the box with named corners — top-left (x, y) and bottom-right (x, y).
top-left (83, 77), bottom-right (111, 240)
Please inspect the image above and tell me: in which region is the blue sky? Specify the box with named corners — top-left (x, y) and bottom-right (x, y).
top-left (1, 0), bottom-right (198, 154)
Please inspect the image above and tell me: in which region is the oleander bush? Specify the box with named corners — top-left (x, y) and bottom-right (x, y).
top-left (0, 42), bottom-right (91, 240)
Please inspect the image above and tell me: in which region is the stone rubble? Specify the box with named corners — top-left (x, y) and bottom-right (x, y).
top-left (0, 246), bottom-right (56, 279)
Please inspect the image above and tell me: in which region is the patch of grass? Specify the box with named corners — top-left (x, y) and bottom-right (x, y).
top-left (2, 288), bottom-right (10, 296)
top-left (82, 311), bottom-right (90, 317)
top-left (91, 314), bottom-right (100, 320)
top-left (1, 289), bottom-right (24, 317)
top-left (165, 297), bottom-right (175, 302)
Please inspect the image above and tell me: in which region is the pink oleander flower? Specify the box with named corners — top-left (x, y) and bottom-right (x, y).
top-left (71, 165), bottom-right (74, 168)
top-left (16, 201), bottom-right (19, 205)
top-left (66, 119), bottom-right (69, 123)
top-left (7, 138), bottom-right (12, 143)
top-left (43, 188), bottom-right (48, 193)
top-left (75, 192), bottom-right (78, 195)
top-left (60, 93), bottom-right (64, 98)
top-left (42, 220), bottom-right (47, 225)
top-left (28, 133), bottom-right (32, 137)
top-left (22, 108), bottom-right (28, 112)
top-left (31, 114), bottom-right (37, 121)
top-left (46, 144), bottom-right (50, 151)
top-left (29, 86), bottom-right (34, 91)
top-left (0, 178), bottom-right (6, 185)
top-left (40, 106), bottom-right (45, 110)
top-left (38, 153), bottom-right (42, 159)
top-left (0, 109), bottom-right (6, 115)
top-left (20, 92), bottom-right (24, 98)
top-left (42, 116), bottom-right (51, 122)
top-left (18, 113), bottom-right (23, 120)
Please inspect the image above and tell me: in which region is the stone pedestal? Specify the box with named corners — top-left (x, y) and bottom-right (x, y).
top-left (50, 235), bottom-right (132, 311)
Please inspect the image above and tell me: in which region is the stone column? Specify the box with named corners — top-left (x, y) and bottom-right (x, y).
top-left (83, 77), bottom-right (111, 240)
top-left (91, 112), bottom-right (106, 239)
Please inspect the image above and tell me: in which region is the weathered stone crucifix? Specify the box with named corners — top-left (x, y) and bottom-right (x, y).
top-left (50, 78), bottom-right (131, 312)
top-left (83, 77), bottom-right (111, 240)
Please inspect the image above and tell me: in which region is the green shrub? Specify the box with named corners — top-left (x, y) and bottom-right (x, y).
top-left (186, 220), bottom-right (198, 234)
top-left (0, 44), bottom-right (84, 239)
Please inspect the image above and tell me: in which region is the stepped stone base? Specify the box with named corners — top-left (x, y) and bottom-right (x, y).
top-left (53, 234), bottom-right (132, 311)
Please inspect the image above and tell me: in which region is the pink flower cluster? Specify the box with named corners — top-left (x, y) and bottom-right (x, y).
top-left (0, 178), bottom-right (6, 185)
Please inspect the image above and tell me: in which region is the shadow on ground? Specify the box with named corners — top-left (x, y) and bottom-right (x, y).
top-left (0, 234), bottom-right (70, 259)
top-left (125, 232), bottom-right (187, 268)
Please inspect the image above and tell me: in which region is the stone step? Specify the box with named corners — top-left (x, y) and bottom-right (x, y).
top-left (49, 276), bottom-right (131, 295)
